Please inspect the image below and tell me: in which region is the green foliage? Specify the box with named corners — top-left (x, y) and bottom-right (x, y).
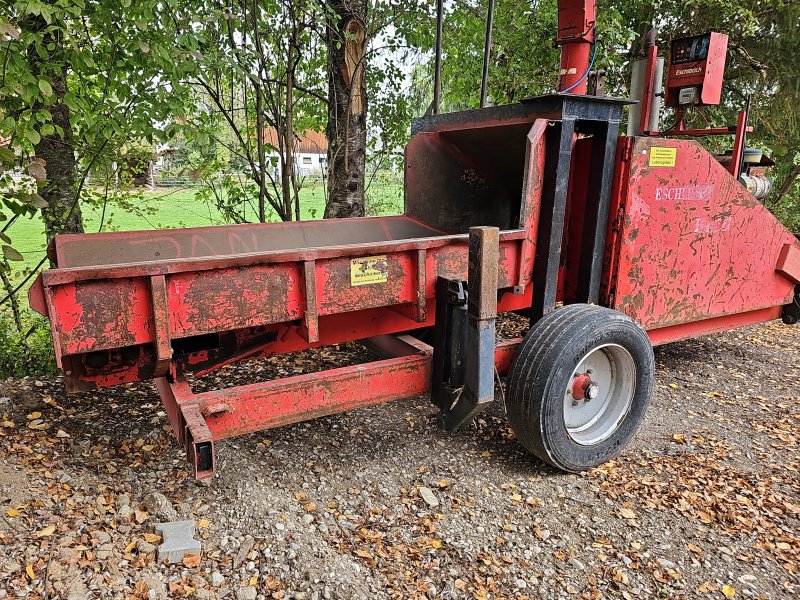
top-left (0, 311), bottom-right (56, 378)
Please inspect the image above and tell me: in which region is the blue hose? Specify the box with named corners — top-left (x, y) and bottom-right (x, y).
top-left (560, 37), bottom-right (598, 94)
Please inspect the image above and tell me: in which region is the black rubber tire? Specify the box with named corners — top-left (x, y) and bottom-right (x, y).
top-left (506, 304), bottom-right (654, 472)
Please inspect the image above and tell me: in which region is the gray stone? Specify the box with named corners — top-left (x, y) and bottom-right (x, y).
top-left (234, 535), bottom-right (255, 568)
top-left (63, 575), bottom-right (88, 600)
top-left (137, 540), bottom-right (157, 555)
top-left (144, 492), bottom-right (178, 522)
top-left (117, 505), bottom-right (134, 522)
top-left (301, 514), bottom-right (314, 526)
top-left (95, 544), bottom-right (113, 560)
top-left (515, 578), bottom-right (527, 589)
top-left (210, 571), bottom-right (225, 587)
top-left (92, 530), bottom-right (111, 544)
top-left (139, 574), bottom-right (167, 600)
top-left (236, 587), bottom-right (257, 600)
top-left (154, 520), bottom-right (201, 564)
top-left (115, 494), bottom-right (130, 510)
top-left (418, 487), bottom-right (439, 508)
top-left (656, 558), bottom-right (676, 570)
top-left (568, 558), bottom-right (585, 570)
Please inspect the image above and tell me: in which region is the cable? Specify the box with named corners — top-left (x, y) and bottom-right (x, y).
top-left (560, 34), bottom-right (598, 95)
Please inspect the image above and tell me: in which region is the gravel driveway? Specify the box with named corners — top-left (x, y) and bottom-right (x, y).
top-left (0, 320), bottom-right (797, 600)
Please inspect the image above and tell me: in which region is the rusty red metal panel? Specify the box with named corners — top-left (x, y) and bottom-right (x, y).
top-left (317, 253), bottom-right (415, 315)
top-left (647, 306), bottom-right (783, 346)
top-left (777, 243), bottom-right (800, 284)
top-left (516, 120), bottom-right (547, 292)
top-left (167, 263), bottom-right (303, 338)
top-left (52, 278), bottom-right (154, 355)
top-left (610, 137), bottom-right (799, 330)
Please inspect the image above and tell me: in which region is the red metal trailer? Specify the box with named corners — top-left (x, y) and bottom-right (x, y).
top-left (28, 10), bottom-right (800, 479)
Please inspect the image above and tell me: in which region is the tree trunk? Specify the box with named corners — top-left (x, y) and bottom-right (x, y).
top-left (27, 20), bottom-right (83, 243)
top-left (324, 0), bottom-right (367, 219)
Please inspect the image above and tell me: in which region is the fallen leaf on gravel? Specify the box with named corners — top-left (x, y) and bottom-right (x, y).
top-left (672, 433), bottom-right (686, 443)
top-left (303, 502), bottom-right (317, 512)
top-left (144, 533), bottom-right (161, 543)
top-left (722, 584), bottom-right (735, 597)
top-left (198, 518), bottom-right (210, 528)
top-left (26, 412), bottom-right (41, 419)
top-left (1, 419), bottom-right (13, 427)
top-left (141, 444), bottom-right (154, 452)
top-left (55, 429), bottom-right (69, 438)
top-left (25, 565), bottom-right (35, 579)
top-left (687, 543), bottom-right (703, 556)
top-left (182, 552), bottom-right (201, 568)
top-left (248, 576), bottom-right (258, 585)
top-left (480, 450), bottom-right (490, 457)
top-left (698, 582), bottom-right (717, 593)
top-left (28, 420), bottom-right (48, 430)
top-left (34, 524), bottom-right (55, 537)
top-left (618, 507), bottom-right (637, 519)
top-left (668, 383), bottom-right (679, 389)
top-left (6, 508), bottom-right (18, 517)
top-left (124, 540), bottom-right (137, 554)
top-left (354, 549), bottom-right (373, 559)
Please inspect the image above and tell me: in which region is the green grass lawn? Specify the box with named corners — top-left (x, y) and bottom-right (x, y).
top-left (4, 177), bottom-right (404, 286)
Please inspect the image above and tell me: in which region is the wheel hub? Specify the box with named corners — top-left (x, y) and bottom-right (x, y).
top-left (564, 344), bottom-right (636, 446)
top-left (571, 373), bottom-right (599, 402)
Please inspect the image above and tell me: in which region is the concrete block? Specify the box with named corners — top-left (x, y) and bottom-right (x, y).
top-left (154, 520), bottom-right (201, 564)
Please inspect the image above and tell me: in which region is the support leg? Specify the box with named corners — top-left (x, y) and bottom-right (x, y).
top-left (437, 226), bottom-right (499, 431)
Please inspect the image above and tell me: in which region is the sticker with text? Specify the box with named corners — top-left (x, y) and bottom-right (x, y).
top-left (649, 147), bottom-right (677, 167)
top-left (350, 255), bottom-right (389, 286)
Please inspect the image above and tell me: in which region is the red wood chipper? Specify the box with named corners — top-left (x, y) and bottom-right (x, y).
top-left (30, 1), bottom-right (800, 479)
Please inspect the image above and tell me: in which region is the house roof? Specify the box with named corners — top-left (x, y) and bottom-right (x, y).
top-left (263, 129), bottom-right (328, 154)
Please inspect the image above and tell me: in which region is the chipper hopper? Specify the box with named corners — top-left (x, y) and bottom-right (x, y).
top-left (29, 3), bottom-right (800, 479)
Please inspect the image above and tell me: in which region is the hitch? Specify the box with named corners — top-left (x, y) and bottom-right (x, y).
top-left (431, 227), bottom-right (499, 431)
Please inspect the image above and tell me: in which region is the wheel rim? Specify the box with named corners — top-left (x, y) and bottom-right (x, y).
top-left (563, 343), bottom-right (636, 446)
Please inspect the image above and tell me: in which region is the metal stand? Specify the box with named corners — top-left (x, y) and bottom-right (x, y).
top-left (432, 227), bottom-right (499, 431)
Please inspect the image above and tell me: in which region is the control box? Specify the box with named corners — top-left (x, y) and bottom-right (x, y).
top-left (665, 32), bottom-right (728, 108)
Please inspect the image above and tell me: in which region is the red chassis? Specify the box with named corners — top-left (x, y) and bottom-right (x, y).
top-left (29, 95), bottom-right (800, 478)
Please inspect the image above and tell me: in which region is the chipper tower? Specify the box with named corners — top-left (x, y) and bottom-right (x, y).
top-left (30, 1), bottom-right (800, 478)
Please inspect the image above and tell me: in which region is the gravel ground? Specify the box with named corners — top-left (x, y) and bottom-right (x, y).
top-left (0, 320), bottom-right (798, 600)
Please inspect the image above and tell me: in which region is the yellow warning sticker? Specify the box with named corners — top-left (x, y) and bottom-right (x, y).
top-left (649, 147), bottom-right (677, 167)
top-left (350, 255), bottom-right (389, 286)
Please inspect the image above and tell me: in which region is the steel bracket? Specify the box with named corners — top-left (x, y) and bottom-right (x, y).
top-left (433, 227), bottom-right (499, 431)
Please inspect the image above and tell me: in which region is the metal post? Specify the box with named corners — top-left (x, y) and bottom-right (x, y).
top-left (480, 0), bottom-right (495, 108)
top-left (438, 227), bottom-right (499, 431)
top-left (555, 0), bottom-right (596, 94)
top-left (433, 0), bottom-right (444, 114)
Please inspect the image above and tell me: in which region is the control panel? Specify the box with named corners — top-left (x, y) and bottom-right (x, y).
top-left (665, 32), bottom-right (728, 108)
